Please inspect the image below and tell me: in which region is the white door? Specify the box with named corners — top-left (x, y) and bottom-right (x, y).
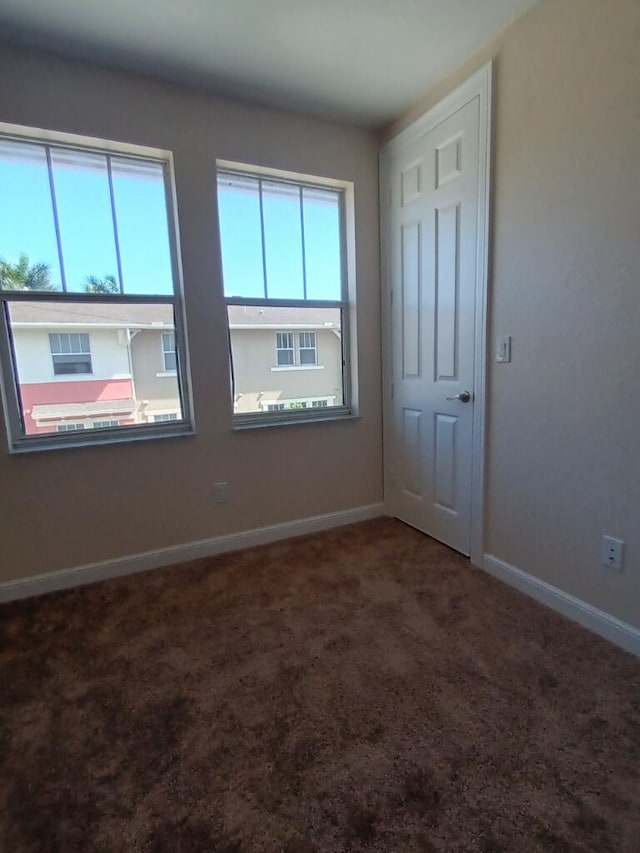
top-left (385, 91), bottom-right (486, 556)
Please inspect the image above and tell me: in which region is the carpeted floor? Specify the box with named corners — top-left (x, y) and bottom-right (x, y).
top-left (1, 518), bottom-right (639, 852)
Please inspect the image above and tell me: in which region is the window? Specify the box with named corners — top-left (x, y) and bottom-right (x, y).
top-left (153, 413), bottom-right (179, 422)
top-left (49, 332), bottom-right (92, 375)
top-left (262, 397), bottom-right (333, 412)
top-left (0, 124), bottom-right (192, 452)
top-left (217, 166), bottom-right (353, 425)
top-left (161, 331), bottom-right (177, 372)
top-left (273, 330), bottom-right (318, 368)
top-left (276, 332), bottom-right (294, 366)
top-left (298, 331), bottom-right (317, 366)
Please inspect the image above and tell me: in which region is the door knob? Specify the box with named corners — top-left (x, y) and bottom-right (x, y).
top-left (446, 390), bottom-right (472, 403)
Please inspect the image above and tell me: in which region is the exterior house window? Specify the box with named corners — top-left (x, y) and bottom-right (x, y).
top-left (276, 332), bottom-right (294, 366)
top-left (0, 124), bottom-right (193, 451)
top-left (152, 413), bottom-right (178, 422)
top-left (49, 332), bottom-right (92, 375)
top-left (161, 331), bottom-right (177, 372)
top-left (274, 330), bottom-right (317, 367)
top-left (217, 166), bottom-right (354, 425)
top-left (298, 331), bottom-right (317, 365)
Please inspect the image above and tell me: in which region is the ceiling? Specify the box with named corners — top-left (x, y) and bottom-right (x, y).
top-left (0, 0), bottom-right (540, 127)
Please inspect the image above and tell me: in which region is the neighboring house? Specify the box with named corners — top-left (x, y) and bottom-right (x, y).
top-left (228, 305), bottom-right (343, 414)
top-left (10, 302), bottom-right (182, 434)
top-left (10, 302), bottom-right (344, 433)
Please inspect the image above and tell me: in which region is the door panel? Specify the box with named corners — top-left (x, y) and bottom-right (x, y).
top-left (401, 222), bottom-right (421, 378)
top-left (389, 98), bottom-right (480, 555)
top-left (401, 408), bottom-right (423, 498)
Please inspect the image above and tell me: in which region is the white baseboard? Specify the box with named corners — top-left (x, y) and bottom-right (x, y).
top-left (483, 554), bottom-right (640, 657)
top-left (0, 502), bottom-right (386, 604)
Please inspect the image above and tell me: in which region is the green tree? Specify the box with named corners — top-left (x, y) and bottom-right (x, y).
top-left (0, 253), bottom-right (55, 291)
top-left (84, 274), bottom-right (119, 294)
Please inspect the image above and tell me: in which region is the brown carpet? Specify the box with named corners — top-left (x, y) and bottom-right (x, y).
top-left (1, 518), bottom-right (639, 852)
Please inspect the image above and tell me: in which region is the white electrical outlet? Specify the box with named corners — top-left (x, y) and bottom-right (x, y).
top-left (213, 482), bottom-right (229, 504)
top-left (601, 536), bottom-right (624, 571)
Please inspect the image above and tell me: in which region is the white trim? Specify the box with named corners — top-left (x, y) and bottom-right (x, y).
top-left (379, 62), bottom-right (492, 568)
top-left (216, 159), bottom-right (352, 191)
top-left (0, 120), bottom-right (173, 161)
top-left (270, 365), bottom-right (325, 372)
top-left (155, 370), bottom-right (177, 378)
top-left (380, 64), bottom-right (492, 155)
top-left (0, 503), bottom-right (386, 603)
top-left (230, 324), bottom-right (336, 330)
top-left (483, 554), bottom-right (640, 657)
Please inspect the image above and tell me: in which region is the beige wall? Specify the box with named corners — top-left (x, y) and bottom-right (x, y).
top-left (131, 330), bottom-right (182, 415)
top-left (0, 46), bottom-right (382, 582)
top-left (231, 328), bottom-right (343, 412)
top-left (386, 0), bottom-right (640, 628)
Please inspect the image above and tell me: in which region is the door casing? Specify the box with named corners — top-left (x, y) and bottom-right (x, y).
top-left (379, 63), bottom-right (492, 568)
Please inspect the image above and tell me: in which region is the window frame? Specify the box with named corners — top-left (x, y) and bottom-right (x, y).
top-left (0, 121), bottom-right (194, 453)
top-left (297, 331), bottom-right (317, 366)
top-left (275, 331), bottom-right (295, 366)
top-left (49, 332), bottom-right (93, 376)
top-left (161, 331), bottom-right (177, 373)
top-left (217, 161), bottom-right (355, 429)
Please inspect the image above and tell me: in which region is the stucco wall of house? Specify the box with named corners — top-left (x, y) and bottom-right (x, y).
top-left (0, 45), bottom-right (382, 583)
top-left (130, 330), bottom-right (182, 416)
top-left (12, 327), bottom-right (130, 384)
top-left (231, 328), bottom-right (343, 412)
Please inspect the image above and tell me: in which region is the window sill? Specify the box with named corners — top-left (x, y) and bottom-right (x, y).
top-left (48, 373), bottom-right (132, 382)
top-left (156, 370), bottom-right (177, 378)
top-left (233, 407), bottom-right (358, 431)
top-left (270, 365), bottom-right (324, 372)
top-left (8, 422), bottom-right (195, 454)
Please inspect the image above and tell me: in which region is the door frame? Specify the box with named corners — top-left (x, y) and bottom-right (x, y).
top-left (379, 62), bottom-right (492, 568)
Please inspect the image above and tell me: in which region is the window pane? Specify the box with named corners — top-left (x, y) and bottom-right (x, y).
top-left (0, 140), bottom-right (63, 291)
top-left (50, 149), bottom-right (119, 293)
top-left (217, 174), bottom-right (264, 298)
top-left (303, 187), bottom-right (342, 301)
top-left (163, 350), bottom-right (177, 371)
top-left (8, 301), bottom-right (185, 437)
top-left (111, 157), bottom-right (174, 295)
top-left (227, 305), bottom-right (343, 414)
top-left (262, 181), bottom-right (304, 300)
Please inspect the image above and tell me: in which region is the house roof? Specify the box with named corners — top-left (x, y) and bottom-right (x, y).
top-left (10, 301), bottom-right (174, 327)
top-left (32, 399), bottom-right (136, 419)
top-left (9, 301), bottom-right (341, 329)
top-left (227, 305), bottom-right (340, 329)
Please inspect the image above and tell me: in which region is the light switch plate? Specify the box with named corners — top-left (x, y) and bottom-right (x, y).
top-left (496, 335), bottom-right (511, 363)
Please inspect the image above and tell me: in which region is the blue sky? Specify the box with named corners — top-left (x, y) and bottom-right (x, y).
top-left (217, 179), bottom-right (342, 301)
top-left (0, 146), bottom-right (174, 295)
top-left (0, 143), bottom-right (343, 302)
